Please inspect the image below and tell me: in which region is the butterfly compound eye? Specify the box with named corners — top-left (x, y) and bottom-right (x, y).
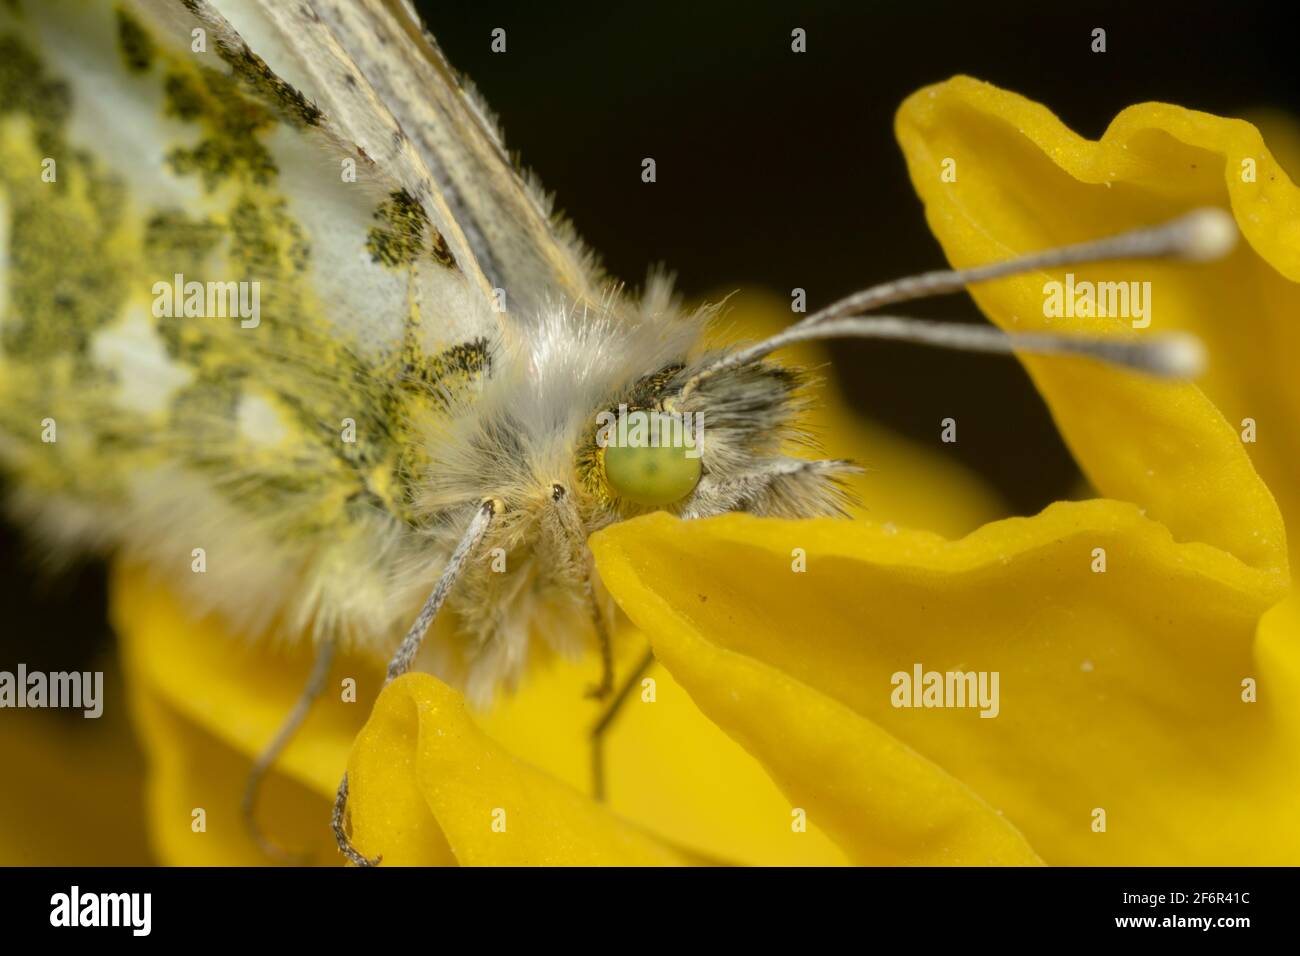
top-left (593, 406), bottom-right (704, 507)
top-left (601, 442), bottom-right (702, 507)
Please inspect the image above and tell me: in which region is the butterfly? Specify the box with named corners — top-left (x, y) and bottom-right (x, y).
top-left (0, 0), bottom-right (1234, 865)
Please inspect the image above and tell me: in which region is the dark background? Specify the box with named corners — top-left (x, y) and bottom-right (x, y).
top-left (4, 0), bottom-right (1297, 670)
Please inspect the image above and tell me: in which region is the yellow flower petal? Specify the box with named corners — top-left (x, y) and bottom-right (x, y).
top-left (477, 633), bottom-right (851, 865)
top-left (1243, 110), bottom-right (1300, 183)
top-left (895, 77), bottom-right (1292, 574)
top-left (111, 562), bottom-right (375, 865)
top-left (345, 672), bottom-right (690, 866)
top-left (591, 501), bottom-right (1297, 864)
top-left (621, 602), bottom-right (1042, 865)
top-left (1254, 590), bottom-right (1300, 745)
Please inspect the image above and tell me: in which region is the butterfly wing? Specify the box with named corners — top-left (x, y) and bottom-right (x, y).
top-left (305, 0), bottom-right (603, 316)
top-left (0, 0), bottom-right (502, 645)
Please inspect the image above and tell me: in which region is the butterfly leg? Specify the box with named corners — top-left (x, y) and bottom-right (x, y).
top-left (332, 498), bottom-right (500, 866)
top-left (589, 647), bottom-right (656, 802)
top-left (331, 773), bottom-right (373, 867)
top-left (584, 588), bottom-right (615, 699)
top-left (242, 636), bottom-right (338, 863)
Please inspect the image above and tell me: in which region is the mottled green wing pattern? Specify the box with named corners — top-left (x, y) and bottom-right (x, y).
top-left (0, 0), bottom-right (498, 643)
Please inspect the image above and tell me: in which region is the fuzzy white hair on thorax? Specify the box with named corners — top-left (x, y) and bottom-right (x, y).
top-left (396, 281), bottom-right (853, 703)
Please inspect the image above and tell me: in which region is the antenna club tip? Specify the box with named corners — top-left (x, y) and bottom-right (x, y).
top-left (1149, 332), bottom-right (1207, 379)
top-left (1176, 208), bottom-right (1238, 262)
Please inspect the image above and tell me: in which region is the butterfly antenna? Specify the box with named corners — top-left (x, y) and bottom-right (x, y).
top-left (677, 208), bottom-right (1236, 401)
top-left (332, 497), bottom-right (501, 867)
top-left (241, 636), bottom-right (338, 864)
top-left (803, 208), bottom-right (1236, 325)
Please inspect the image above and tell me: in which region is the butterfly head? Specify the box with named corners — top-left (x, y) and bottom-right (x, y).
top-left (575, 355), bottom-right (853, 522)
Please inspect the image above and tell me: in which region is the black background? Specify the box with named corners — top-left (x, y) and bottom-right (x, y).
top-left (3, 0), bottom-right (1297, 679)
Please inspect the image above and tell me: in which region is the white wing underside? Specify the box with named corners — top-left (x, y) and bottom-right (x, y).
top-left (138, 0), bottom-right (501, 351)
top-left (208, 0), bottom-right (601, 318)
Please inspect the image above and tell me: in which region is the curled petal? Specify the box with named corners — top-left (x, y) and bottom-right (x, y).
top-left (592, 501), bottom-right (1296, 864)
top-left (345, 673), bottom-right (691, 866)
top-left (895, 77), bottom-right (1294, 573)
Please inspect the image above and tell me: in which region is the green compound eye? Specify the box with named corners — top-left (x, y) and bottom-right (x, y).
top-left (601, 442), bottom-right (702, 507)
